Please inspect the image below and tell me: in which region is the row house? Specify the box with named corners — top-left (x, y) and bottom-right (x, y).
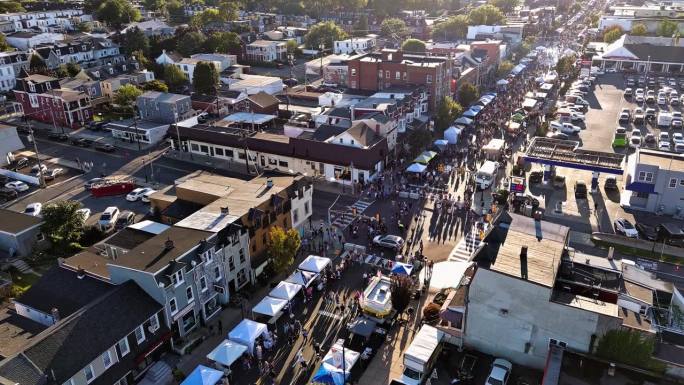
top-left (0, 9), bottom-right (91, 33)
top-left (334, 36), bottom-right (376, 55)
top-left (14, 71), bottom-right (93, 129)
top-left (173, 58), bottom-right (224, 81)
top-left (347, 49), bottom-right (452, 111)
top-left (0, 51), bottom-right (29, 93)
top-left (245, 40), bottom-right (287, 63)
top-left (33, 37), bottom-right (123, 70)
top-left (6, 31), bottom-right (64, 50)
top-left (0, 266), bottom-right (169, 385)
top-left (136, 91), bottom-right (194, 124)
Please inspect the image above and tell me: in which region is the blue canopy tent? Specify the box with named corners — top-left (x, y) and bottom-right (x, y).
top-left (477, 96), bottom-right (494, 106)
top-left (312, 342), bottom-right (360, 385)
top-left (181, 366), bottom-right (223, 385)
top-left (454, 116), bottom-right (472, 126)
top-left (433, 139), bottom-right (449, 150)
top-left (406, 163), bottom-right (427, 173)
top-left (392, 262), bottom-right (414, 275)
top-left (443, 126), bottom-right (462, 144)
top-left (462, 109), bottom-right (478, 118)
top-left (482, 92), bottom-right (497, 98)
top-left (470, 105), bottom-right (484, 113)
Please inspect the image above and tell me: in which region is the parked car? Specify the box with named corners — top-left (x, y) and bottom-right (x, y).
top-left (618, 110), bottom-right (630, 124)
top-left (76, 208), bottom-right (91, 223)
top-left (635, 223), bottom-right (657, 241)
top-left (673, 133), bottom-right (684, 146)
top-left (574, 180), bottom-right (587, 199)
top-left (659, 141), bottom-right (672, 151)
top-left (529, 171), bottom-right (543, 184)
top-left (115, 210), bottom-right (135, 230)
top-left (48, 132), bottom-right (69, 141)
top-left (633, 108), bottom-right (645, 124)
top-left (5, 181), bottom-right (29, 192)
top-left (624, 88), bottom-right (633, 97)
top-left (485, 359), bottom-right (513, 385)
top-left (629, 134), bottom-right (642, 149)
top-left (553, 175), bottom-right (565, 188)
top-left (23, 202), bottom-right (42, 217)
top-left (12, 157), bottom-right (29, 170)
top-left (98, 206), bottom-right (120, 231)
top-left (605, 176), bottom-right (618, 190)
top-left (31, 164), bottom-right (47, 176)
top-left (95, 143), bottom-right (116, 152)
top-left (373, 234), bottom-right (404, 250)
top-left (126, 187), bottom-right (154, 202)
top-left (141, 189), bottom-right (157, 203)
top-left (546, 132), bottom-right (569, 140)
top-left (614, 218), bottom-right (639, 238)
top-left (0, 187), bottom-right (18, 201)
top-left (43, 168), bottom-right (64, 181)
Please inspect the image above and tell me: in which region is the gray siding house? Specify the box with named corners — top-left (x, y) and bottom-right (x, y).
top-left (0, 209), bottom-right (44, 258)
top-left (622, 149), bottom-right (684, 215)
top-left (136, 91), bottom-right (194, 124)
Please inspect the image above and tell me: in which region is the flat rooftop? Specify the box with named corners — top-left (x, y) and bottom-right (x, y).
top-left (619, 307), bottom-right (654, 333)
top-left (524, 137), bottom-right (625, 174)
top-left (63, 250), bottom-right (112, 281)
top-left (0, 209), bottom-right (42, 234)
top-left (637, 149), bottom-right (684, 170)
top-left (622, 280), bottom-right (653, 305)
top-left (551, 291), bottom-right (619, 317)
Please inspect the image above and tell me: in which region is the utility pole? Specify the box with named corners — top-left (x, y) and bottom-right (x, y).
top-left (48, 88), bottom-right (64, 134)
top-left (27, 121), bottom-right (46, 188)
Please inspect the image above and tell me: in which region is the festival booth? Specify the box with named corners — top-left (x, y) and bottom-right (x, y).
top-left (506, 120), bottom-right (521, 133)
top-left (462, 108), bottom-right (478, 118)
top-left (311, 340), bottom-right (361, 385)
top-left (252, 296), bottom-right (289, 323)
top-left (406, 163), bottom-right (427, 173)
top-left (206, 340), bottom-right (248, 371)
top-left (510, 63), bottom-right (526, 77)
top-left (496, 78), bottom-right (509, 91)
top-left (454, 116), bottom-right (472, 126)
top-left (522, 98), bottom-right (538, 112)
top-left (269, 281), bottom-right (302, 301)
top-left (419, 261), bottom-right (473, 293)
top-left (181, 365), bottom-right (224, 385)
top-left (285, 269), bottom-right (318, 288)
top-left (228, 319), bottom-right (269, 355)
top-left (360, 275), bottom-right (393, 319)
top-left (433, 139), bottom-right (449, 151)
top-left (391, 262), bottom-right (414, 276)
top-left (482, 138), bottom-right (505, 161)
top-left (443, 126), bottom-right (462, 145)
top-left (299, 255), bottom-right (332, 273)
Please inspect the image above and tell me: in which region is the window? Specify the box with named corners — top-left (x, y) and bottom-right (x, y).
top-left (200, 277), bottom-right (208, 292)
top-left (426, 74), bottom-right (432, 83)
top-left (385, 70), bottom-right (390, 78)
top-left (279, 160), bottom-right (288, 167)
top-left (186, 286), bottom-right (194, 302)
top-left (204, 250), bottom-right (213, 262)
top-left (214, 266), bottom-right (221, 281)
top-left (293, 208), bottom-right (299, 223)
top-left (339, 138), bottom-right (343, 143)
top-left (169, 297), bottom-right (178, 315)
top-left (134, 325), bottom-right (145, 344)
top-left (403, 72), bottom-right (407, 80)
top-left (351, 68), bottom-right (356, 76)
top-left (172, 270), bottom-right (184, 287)
top-left (215, 148), bottom-right (224, 156)
top-left (378, 70), bottom-right (383, 78)
top-left (395, 71), bottom-right (400, 80)
top-left (191, 143), bottom-right (199, 152)
top-left (84, 365), bottom-right (95, 383)
top-left (669, 178), bottom-right (677, 188)
top-left (239, 248), bottom-right (246, 264)
top-left (102, 350), bottom-right (113, 369)
top-left (149, 314), bottom-right (159, 331)
top-left (117, 337), bottom-right (130, 358)
top-left (200, 145), bottom-right (209, 154)
top-left (549, 338), bottom-right (568, 348)
top-left (638, 171), bottom-right (653, 182)
top-left (351, 139), bottom-right (355, 145)
top-left (304, 201), bottom-right (310, 215)
top-left (228, 254), bottom-right (235, 271)
top-left (680, 179), bottom-right (684, 187)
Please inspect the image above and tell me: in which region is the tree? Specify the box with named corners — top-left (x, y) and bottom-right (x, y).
top-left (596, 330), bottom-right (665, 372)
top-left (41, 201), bottom-right (86, 248)
top-left (603, 25), bottom-right (623, 43)
top-left (496, 59), bottom-right (514, 77)
top-left (0, 34), bottom-right (11, 52)
top-left (29, 55), bottom-right (48, 74)
top-left (217, 0), bottom-right (239, 21)
top-left (589, 13), bottom-right (599, 28)
top-left (163, 64), bottom-right (188, 91)
top-left (204, 31), bottom-right (241, 54)
top-left (114, 84), bottom-right (143, 108)
top-left (120, 27), bottom-right (150, 56)
top-left (96, 0), bottom-right (141, 28)
top-left (191, 9), bottom-right (224, 28)
top-left (468, 4), bottom-right (505, 26)
top-left (656, 20), bottom-right (679, 37)
top-left (406, 128), bottom-right (433, 157)
top-left (353, 14), bottom-right (369, 37)
top-left (390, 275), bottom-right (412, 315)
top-left (55, 65), bottom-right (70, 78)
top-left (144, 0), bottom-right (165, 11)
top-left (458, 83), bottom-right (479, 107)
top-left (304, 21), bottom-right (348, 49)
top-left (380, 18), bottom-right (409, 39)
top-left (166, 0), bottom-right (187, 23)
top-left (65, 62), bottom-right (81, 77)
top-left (193, 61), bottom-right (219, 95)
top-left (286, 39), bottom-right (298, 55)
top-left (435, 96), bottom-right (463, 133)
top-left (401, 39), bottom-right (426, 54)
top-left (266, 226), bottom-right (301, 274)
top-left (0, 1), bottom-right (24, 12)
top-left (488, 0), bottom-right (518, 13)
top-left (142, 80), bottom-right (169, 92)
top-left (555, 54), bottom-right (576, 77)
top-left (431, 15), bottom-right (469, 40)
top-left (631, 23), bottom-right (648, 36)
top-left (177, 31), bottom-right (207, 56)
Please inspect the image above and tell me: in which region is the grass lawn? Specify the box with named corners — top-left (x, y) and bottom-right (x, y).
top-left (9, 269), bottom-right (40, 295)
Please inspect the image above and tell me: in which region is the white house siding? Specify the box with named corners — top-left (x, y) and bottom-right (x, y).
top-left (290, 185), bottom-right (313, 235)
top-left (14, 303), bottom-right (55, 326)
top-left (465, 268), bottom-right (620, 369)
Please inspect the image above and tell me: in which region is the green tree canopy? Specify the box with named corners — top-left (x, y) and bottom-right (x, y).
top-left (304, 21), bottom-right (348, 49)
top-left (193, 61), bottom-right (219, 95)
top-left (177, 31), bottom-right (207, 56)
top-left (496, 59), bottom-right (514, 77)
top-left (353, 14), bottom-right (369, 37)
top-left (143, 0), bottom-right (165, 11)
top-left (596, 329), bottom-right (665, 372)
top-left (458, 83), bottom-right (479, 107)
top-left (66, 62), bottom-right (81, 77)
top-left (29, 55), bottom-right (48, 74)
top-left (380, 18), bottom-right (409, 39)
top-left (218, 0), bottom-right (239, 21)
top-left (267, 226), bottom-right (301, 274)
top-left (0, 34), bottom-right (12, 52)
top-left (191, 8), bottom-right (224, 28)
top-left (435, 96), bottom-right (464, 133)
top-left (488, 0), bottom-right (518, 13)
top-left (142, 80), bottom-right (169, 92)
top-left (166, 0), bottom-right (187, 23)
top-left (163, 64), bottom-right (188, 92)
top-left (76, 22), bottom-right (93, 33)
top-left (432, 15), bottom-right (469, 40)
top-left (0, 1), bottom-right (24, 12)
top-left (656, 20), bottom-right (679, 37)
top-left (631, 23), bottom-right (648, 36)
top-left (286, 39), bottom-right (298, 55)
top-left (603, 25), bottom-right (623, 43)
top-left (120, 27), bottom-right (150, 56)
top-left (114, 84), bottom-right (143, 107)
top-left (468, 4), bottom-right (505, 25)
top-left (41, 201), bottom-right (86, 248)
top-left (401, 39), bottom-right (426, 54)
top-left (96, 0), bottom-right (141, 28)
top-left (204, 31), bottom-right (241, 54)
top-left (555, 54), bottom-right (576, 77)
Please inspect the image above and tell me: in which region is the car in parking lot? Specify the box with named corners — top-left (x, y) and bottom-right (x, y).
top-left (675, 143), bottom-right (684, 153)
top-left (31, 164), bottom-right (47, 176)
top-left (614, 218), bottom-right (639, 238)
top-left (43, 168), bottom-right (64, 181)
top-left (98, 206), bottom-right (120, 232)
top-left (12, 157), bottom-right (29, 170)
top-left (645, 108), bottom-right (657, 120)
top-left (618, 110), bottom-right (630, 123)
top-left (126, 187), bottom-right (154, 202)
top-left (635, 223), bottom-right (657, 241)
top-left (373, 234), bottom-right (404, 250)
top-left (95, 143), bottom-right (116, 152)
top-left (0, 187), bottom-right (18, 201)
top-left (5, 181), bottom-right (29, 192)
top-left (47, 132), bottom-right (69, 141)
top-left (657, 94), bottom-right (668, 105)
top-left (624, 88), bottom-right (633, 97)
top-left (659, 141), bottom-right (671, 151)
top-left (629, 134), bottom-right (642, 149)
top-left (574, 180), bottom-right (587, 199)
top-left (673, 133), bottom-right (684, 146)
top-left (485, 358), bottom-right (513, 385)
top-left (605, 176), bottom-right (618, 190)
top-left (633, 108), bottom-right (645, 124)
top-left (115, 210), bottom-right (135, 230)
top-left (23, 202), bottom-right (42, 216)
top-left (643, 133), bottom-right (656, 148)
top-left (546, 132), bottom-right (569, 140)
top-left (76, 208), bottom-right (91, 223)
top-left (646, 91), bottom-right (656, 103)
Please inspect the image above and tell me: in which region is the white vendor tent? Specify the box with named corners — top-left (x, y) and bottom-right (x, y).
top-left (298, 255), bottom-right (331, 273)
top-left (285, 269), bottom-right (318, 287)
top-left (252, 296), bottom-right (288, 317)
top-left (443, 126), bottom-right (462, 145)
top-left (206, 340), bottom-right (248, 367)
top-left (228, 319), bottom-right (268, 354)
top-left (420, 261), bottom-right (473, 292)
top-left (269, 281), bottom-right (302, 301)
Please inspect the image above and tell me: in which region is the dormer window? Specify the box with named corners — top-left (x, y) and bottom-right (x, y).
top-left (203, 250), bottom-right (213, 263)
top-left (171, 270), bottom-right (184, 287)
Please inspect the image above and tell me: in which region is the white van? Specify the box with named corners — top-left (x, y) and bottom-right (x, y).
top-left (475, 161), bottom-right (500, 189)
top-left (657, 112), bottom-right (673, 128)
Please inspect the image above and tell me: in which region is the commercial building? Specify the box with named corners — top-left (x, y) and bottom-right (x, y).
top-left (621, 149), bottom-right (684, 215)
top-left (346, 49), bottom-right (452, 111)
top-left (245, 40), bottom-right (287, 63)
top-left (136, 91), bottom-right (194, 124)
top-left (594, 35), bottom-right (684, 73)
top-left (333, 37), bottom-right (376, 55)
top-left (598, 5), bottom-right (684, 33)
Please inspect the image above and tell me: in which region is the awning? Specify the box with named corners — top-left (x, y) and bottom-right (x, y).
top-left (228, 319), bottom-right (268, 354)
top-left (434, 139), bottom-right (449, 149)
top-left (496, 79), bottom-right (509, 85)
top-left (413, 154), bottom-right (431, 164)
top-left (406, 163), bottom-right (427, 173)
top-left (444, 126), bottom-right (462, 144)
top-left (391, 262), bottom-right (414, 275)
top-left (470, 105), bottom-right (483, 113)
top-left (462, 109), bottom-right (478, 118)
top-left (252, 296), bottom-right (288, 317)
top-left (285, 269), bottom-right (318, 287)
top-left (298, 255), bottom-right (331, 273)
top-left (207, 340), bottom-right (248, 367)
top-left (625, 181), bottom-right (657, 194)
top-left (180, 365), bottom-right (224, 385)
top-left (348, 317), bottom-right (378, 338)
top-left (269, 281), bottom-right (302, 301)
top-left (454, 116), bottom-right (473, 126)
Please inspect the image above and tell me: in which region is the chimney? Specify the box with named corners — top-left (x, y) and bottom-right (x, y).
top-left (164, 238), bottom-right (175, 250)
top-left (394, 50), bottom-right (403, 62)
top-left (76, 268), bottom-right (86, 279)
top-left (520, 246), bottom-right (528, 280)
top-left (51, 307), bottom-right (60, 322)
top-left (220, 206), bottom-right (229, 215)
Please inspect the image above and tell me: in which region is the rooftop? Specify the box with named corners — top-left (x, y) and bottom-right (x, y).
top-left (551, 291), bottom-right (619, 317)
top-left (0, 209), bottom-right (42, 235)
top-left (103, 228), bottom-right (158, 251)
top-left (229, 74), bottom-right (282, 89)
top-left (524, 137), bottom-right (625, 175)
top-left (0, 304), bottom-right (46, 359)
top-left (619, 307), bottom-right (654, 333)
top-left (636, 149), bottom-right (684, 170)
top-left (138, 91), bottom-right (189, 103)
top-left (62, 250), bottom-right (112, 281)
top-left (622, 280), bottom-right (653, 305)
top-left (247, 39), bottom-right (284, 47)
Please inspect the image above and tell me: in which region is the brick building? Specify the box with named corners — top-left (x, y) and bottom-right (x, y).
top-left (347, 49), bottom-right (452, 111)
top-left (14, 70), bottom-right (92, 129)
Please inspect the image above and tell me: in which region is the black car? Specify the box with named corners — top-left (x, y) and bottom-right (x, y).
top-left (0, 187), bottom-right (17, 201)
top-left (115, 211), bottom-right (135, 230)
top-left (48, 132), bottom-right (69, 141)
top-left (635, 223), bottom-right (657, 241)
top-left (95, 143), bottom-right (115, 152)
top-left (87, 121), bottom-right (109, 131)
top-left (12, 157), bottom-right (29, 170)
top-left (71, 138), bottom-right (92, 147)
top-left (574, 180), bottom-right (587, 199)
top-left (605, 176), bottom-right (618, 190)
top-left (529, 171), bottom-right (543, 184)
